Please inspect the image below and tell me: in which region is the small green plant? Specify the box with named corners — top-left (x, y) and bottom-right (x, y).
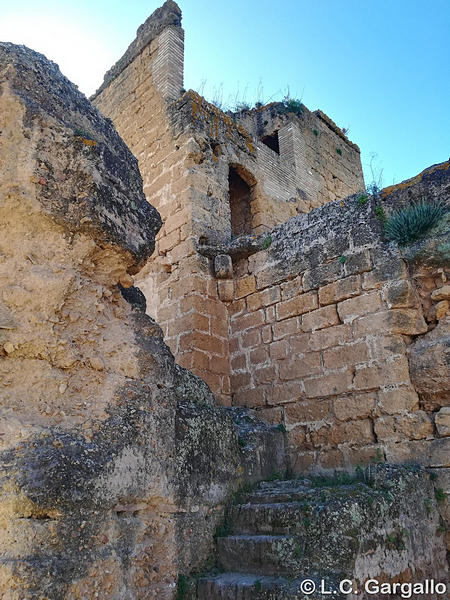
top-left (429, 471), bottom-right (438, 482)
top-left (357, 194), bottom-right (369, 206)
top-left (424, 499), bottom-right (433, 515)
top-left (303, 517), bottom-right (310, 529)
top-left (383, 200), bottom-right (447, 245)
top-left (293, 543), bottom-right (302, 558)
top-left (177, 574), bottom-right (188, 600)
top-left (313, 129), bottom-right (319, 136)
top-left (300, 501), bottom-right (310, 515)
top-left (254, 579), bottom-right (262, 592)
top-left (277, 423), bottom-right (286, 433)
top-left (282, 96), bottom-right (304, 116)
top-left (262, 235), bottom-right (272, 250)
top-left (387, 533), bottom-right (396, 545)
top-left (73, 127), bottom-right (95, 141)
top-left (336, 148), bottom-right (342, 156)
top-left (386, 529), bottom-right (407, 551)
top-left (374, 205), bottom-right (387, 222)
top-left (435, 488), bottom-right (446, 503)
top-left (267, 471), bottom-right (282, 482)
top-left (339, 255), bottom-right (347, 264)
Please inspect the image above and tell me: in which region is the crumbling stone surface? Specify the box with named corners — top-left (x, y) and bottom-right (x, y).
top-left (408, 317), bottom-right (450, 411)
top-left (0, 42), bottom-right (161, 267)
top-left (0, 43), bottom-right (285, 599)
top-left (189, 465), bottom-right (448, 599)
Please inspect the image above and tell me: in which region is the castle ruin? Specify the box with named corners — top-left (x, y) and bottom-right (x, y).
top-left (0, 1), bottom-right (449, 598)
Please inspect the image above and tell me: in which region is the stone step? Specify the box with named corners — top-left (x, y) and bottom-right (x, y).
top-left (240, 480), bottom-right (374, 505)
top-left (256, 478), bottom-right (312, 490)
top-left (191, 572), bottom-right (345, 600)
top-left (216, 534), bottom-right (314, 577)
top-left (230, 482), bottom-right (382, 535)
top-left (217, 525), bottom-right (360, 577)
top-left (227, 501), bottom-right (313, 535)
top-left (239, 481), bottom-right (372, 504)
top-left (239, 486), bottom-right (315, 505)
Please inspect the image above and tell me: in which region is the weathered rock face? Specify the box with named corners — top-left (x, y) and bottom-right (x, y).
top-left (0, 42), bottom-right (161, 265)
top-left (0, 43), bottom-right (286, 599)
top-left (189, 465), bottom-right (448, 599)
top-left (408, 317), bottom-right (450, 411)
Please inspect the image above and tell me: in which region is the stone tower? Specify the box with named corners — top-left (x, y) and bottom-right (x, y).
top-left (92, 1), bottom-right (365, 405)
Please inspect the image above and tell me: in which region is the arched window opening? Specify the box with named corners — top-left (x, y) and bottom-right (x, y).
top-left (229, 166), bottom-right (254, 237)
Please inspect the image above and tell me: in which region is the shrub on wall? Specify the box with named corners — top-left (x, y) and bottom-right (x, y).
top-left (384, 200), bottom-right (447, 245)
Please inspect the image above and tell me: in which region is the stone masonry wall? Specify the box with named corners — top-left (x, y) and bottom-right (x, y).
top-left (92, 2), bottom-right (365, 404)
top-left (92, 7), bottom-right (232, 404)
top-left (235, 103), bottom-right (364, 210)
top-left (226, 163), bottom-right (450, 549)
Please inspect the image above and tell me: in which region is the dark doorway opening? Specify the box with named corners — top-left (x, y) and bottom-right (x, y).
top-left (229, 166), bottom-right (253, 237)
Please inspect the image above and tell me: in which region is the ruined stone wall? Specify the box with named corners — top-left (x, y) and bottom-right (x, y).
top-left (225, 162), bottom-right (450, 545)
top-left (166, 93), bottom-right (364, 241)
top-left (92, 6), bottom-right (233, 403)
top-left (91, 2), bottom-right (366, 403)
top-left (235, 103), bottom-right (364, 210)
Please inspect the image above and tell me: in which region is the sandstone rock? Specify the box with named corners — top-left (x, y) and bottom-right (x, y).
top-left (435, 299), bottom-right (449, 319)
top-left (0, 40), bottom-right (262, 600)
top-left (436, 407), bottom-right (450, 437)
top-left (408, 317), bottom-right (450, 409)
top-left (431, 284), bottom-right (450, 301)
top-left (0, 42), bottom-right (161, 267)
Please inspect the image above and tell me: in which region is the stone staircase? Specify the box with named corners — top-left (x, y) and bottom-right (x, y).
top-left (186, 467), bottom-right (447, 599)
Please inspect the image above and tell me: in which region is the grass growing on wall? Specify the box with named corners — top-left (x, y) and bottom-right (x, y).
top-left (384, 200), bottom-right (447, 245)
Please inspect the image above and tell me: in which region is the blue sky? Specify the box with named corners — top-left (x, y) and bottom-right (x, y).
top-left (1, 0), bottom-right (449, 187)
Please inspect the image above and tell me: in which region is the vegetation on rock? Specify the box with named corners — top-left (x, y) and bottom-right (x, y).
top-left (384, 200), bottom-right (447, 245)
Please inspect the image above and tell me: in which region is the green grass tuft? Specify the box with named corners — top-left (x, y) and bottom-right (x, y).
top-left (357, 194), bottom-right (369, 206)
top-left (435, 487), bottom-right (446, 503)
top-left (282, 97), bottom-right (304, 116)
top-left (374, 205), bottom-right (387, 222)
top-left (262, 235), bottom-right (272, 250)
top-left (309, 470), bottom-right (367, 488)
top-left (384, 200), bottom-right (447, 245)
top-left (266, 471), bottom-right (283, 482)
